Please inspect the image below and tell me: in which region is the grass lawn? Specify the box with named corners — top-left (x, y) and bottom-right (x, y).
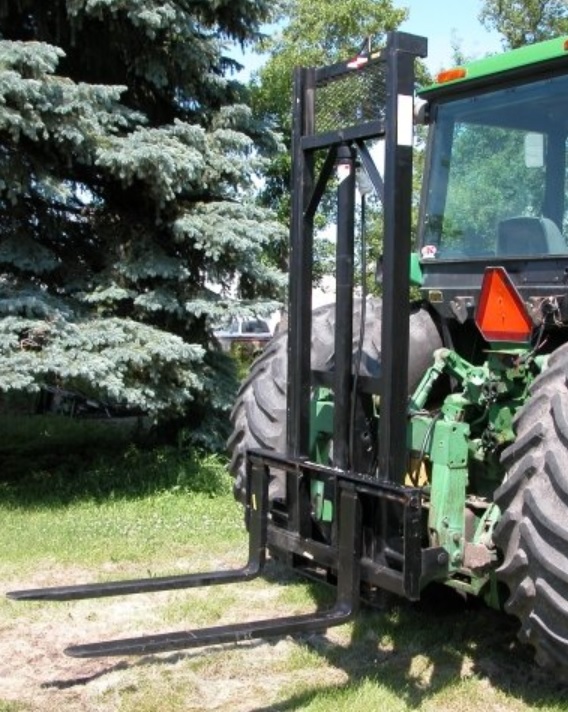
top-left (0, 417), bottom-right (566, 710)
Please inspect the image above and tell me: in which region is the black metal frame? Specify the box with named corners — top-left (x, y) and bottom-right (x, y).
top-left (8, 454), bottom-right (363, 658)
top-left (286, 31), bottom-right (427, 483)
top-left (7, 32), bottom-right (442, 659)
top-left (264, 30), bottom-right (446, 610)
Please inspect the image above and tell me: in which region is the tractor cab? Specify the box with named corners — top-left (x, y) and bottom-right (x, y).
top-left (416, 38), bottom-right (568, 353)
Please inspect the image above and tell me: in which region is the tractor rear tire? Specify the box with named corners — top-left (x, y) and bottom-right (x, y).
top-left (228, 299), bottom-right (442, 503)
top-left (494, 342), bottom-right (568, 676)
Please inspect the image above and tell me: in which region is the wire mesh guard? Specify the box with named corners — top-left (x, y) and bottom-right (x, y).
top-left (315, 59), bottom-right (388, 135)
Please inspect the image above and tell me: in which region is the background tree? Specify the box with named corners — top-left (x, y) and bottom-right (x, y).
top-left (251, 0), bottom-right (431, 288)
top-left (0, 1), bottom-right (285, 444)
top-left (480, 0), bottom-right (568, 48)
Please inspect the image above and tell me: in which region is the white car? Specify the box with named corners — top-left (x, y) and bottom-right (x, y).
top-left (214, 317), bottom-right (273, 353)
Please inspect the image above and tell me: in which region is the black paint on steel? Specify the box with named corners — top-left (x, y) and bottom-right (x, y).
top-left (312, 369), bottom-right (381, 394)
top-left (378, 32), bottom-right (427, 484)
top-left (286, 66), bottom-right (316, 539)
top-left (402, 492), bottom-right (423, 599)
top-left (67, 606), bottom-right (353, 658)
top-left (253, 449), bottom-right (430, 600)
top-left (63, 484), bottom-right (361, 658)
top-left (314, 55), bottom-right (382, 83)
top-left (287, 66), bottom-right (315, 463)
top-left (301, 120), bottom-right (385, 151)
top-left (333, 144), bottom-right (357, 470)
top-left (287, 32), bottom-right (427, 486)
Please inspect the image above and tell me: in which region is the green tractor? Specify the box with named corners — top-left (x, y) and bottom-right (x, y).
top-left (9, 32), bottom-right (568, 676)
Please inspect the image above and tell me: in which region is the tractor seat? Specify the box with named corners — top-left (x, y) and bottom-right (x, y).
top-left (497, 216), bottom-right (567, 256)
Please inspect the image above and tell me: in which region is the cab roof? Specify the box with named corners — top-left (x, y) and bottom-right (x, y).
top-left (419, 35), bottom-right (568, 98)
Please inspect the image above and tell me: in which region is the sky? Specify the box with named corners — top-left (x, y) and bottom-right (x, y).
top-left (234, 0), bottom-right (504, 79)
top-left (398, 0), bottom-right (503, 72)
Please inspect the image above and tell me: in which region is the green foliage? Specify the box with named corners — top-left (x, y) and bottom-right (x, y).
top-left (479, 0), bottom-right (568, 48)
top-left (228, 340), bottom-right (264, 380)
top-left (0, 315), bottom-right (205, 414)
top-left (251, 1), bottom-right (430, 287)
top-left (0, 456), bottom-right (242, 577)
top-left (445, 125), bottom-right (545, 244)
top-left (0, 1), bottom-right (285, 425)
top-left (253, 0), bottom-right (410, 127)
top-left (2, 466), bottom-right (568, 709)
top-left (179, 347), bottom-right (241, 451)
top-left (0, 414), bottom-right (231, 505)
top-left (0, 702), bottom-right (27, 712)
top-left (0, 414), bottom-right (136, 483)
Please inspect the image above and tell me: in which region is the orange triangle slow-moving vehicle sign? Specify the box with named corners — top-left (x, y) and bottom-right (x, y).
top-left (475, 267), bottom-right (533, 343)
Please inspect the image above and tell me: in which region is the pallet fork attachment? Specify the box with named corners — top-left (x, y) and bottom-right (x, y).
top-left (7, 31), bottom-right (433, 659)
top-left (8, 455), bottom-right (362, 658)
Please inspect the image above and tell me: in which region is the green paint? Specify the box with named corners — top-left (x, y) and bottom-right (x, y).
top-left (310, 388), bottom-right (334, 463)
top-left (407, 343), bottom-right (543, 593)
top-left (308, 331), bottom-right (544, 598)
top-left (309, 389), bottom-right (335, 522)
top-left (420, 35), bottom-right (568, 95)
top-left (427, 420), bottom-right (470, 571)
top-left (310, 479), bottom-right (333, 522)
top-left (409, 252), bottom-right (423, 286)
top-left (473, 502), bottom-right (501, 550)
top-left (408, 349), bottom-right (447, 413)
top-left (483, 573), bottom-right (502, 610)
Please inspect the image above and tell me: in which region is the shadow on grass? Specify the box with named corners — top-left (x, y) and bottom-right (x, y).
top-left (253, 574), bottom-right (566, 711)
top-left (34, 560), bottom-right (565, 709)
top-left (0, 415), bottom-right (231, 508)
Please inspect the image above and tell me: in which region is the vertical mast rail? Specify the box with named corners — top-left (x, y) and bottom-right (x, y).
top-left (333, 144), bottom-right (357, 470)
top-left (289, 32), bottom-right (427, 483)
top-left (287, 67), bottom-right (316, 463)
top-left (378, 33), bottom-right (427, 483)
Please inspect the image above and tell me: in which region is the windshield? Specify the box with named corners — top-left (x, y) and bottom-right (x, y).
top-left (421, 73), bottom-right (568, 260)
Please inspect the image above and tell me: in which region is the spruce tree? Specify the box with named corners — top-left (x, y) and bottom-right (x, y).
top-left (479, 0), bottom-right (568, 48)
top-left (0, 1), bottom-right (284, 438)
